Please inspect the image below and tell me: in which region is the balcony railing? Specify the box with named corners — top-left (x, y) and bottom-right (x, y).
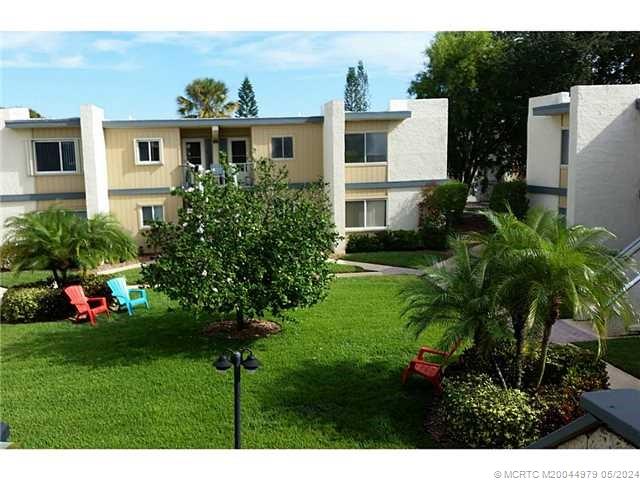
top-left (181, 162), bottom-right (253, 189)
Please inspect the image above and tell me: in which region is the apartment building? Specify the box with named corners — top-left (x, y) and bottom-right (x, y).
top-left (0, 99), bottom-right (448, 254)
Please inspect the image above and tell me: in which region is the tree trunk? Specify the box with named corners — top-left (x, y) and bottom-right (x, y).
top-left (536, 303), bottom-right (560, 389)
top-left (512, 312), bottom-right (526, 389)
top-left (51, 269), bottom-right (61, 287)
top-left (235, 308), bottom-right (247, 329)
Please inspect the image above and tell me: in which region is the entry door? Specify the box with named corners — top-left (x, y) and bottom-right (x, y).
top-left (183, 139), bottom-right (206, 169)
top-left (228, 138), bottom-right (249, 165)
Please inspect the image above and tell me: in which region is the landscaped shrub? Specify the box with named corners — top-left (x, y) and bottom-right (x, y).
top-left (419, 211), bottom-right (449, 251)
top-left (346, 230), bottom-right (424, 253)
top-left (439, 374), bottom-right (541, 448)
top-left (345, 233), bottom-right (383, 253)
top-left (0, 273), bottom-right (115, 324)
top-left (423, 181), bottom-right (468, 227)
top-left (489, 180), bottom-right (529, 219)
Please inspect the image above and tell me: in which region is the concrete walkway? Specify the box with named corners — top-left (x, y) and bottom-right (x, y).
top-left (334, 259), bottom-right (422, 277)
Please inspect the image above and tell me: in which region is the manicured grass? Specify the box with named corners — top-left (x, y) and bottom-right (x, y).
top-left (0, 276), bottom-right (441, 448)
top-left (327, 263), bottom-right (365, 274)
top-left (577, 337), bottom-right (640, 378)
top-left (342, 250), bottom-right (449, 269)
top-left (0, 266), bottom-right (143, 288)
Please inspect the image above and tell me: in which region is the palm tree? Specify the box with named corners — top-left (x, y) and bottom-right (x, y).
top-left (176, 78), bottom-right (237, 118)
top-left (481, 208), bottom-right (634, 389)
top-left (403, 238), bottom-right (511, 383)
top-left (2, 207), bottom-right (137, 285)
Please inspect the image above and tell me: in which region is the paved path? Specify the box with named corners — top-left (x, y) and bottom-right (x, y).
top-left (334, 259), bottom-right (422, 277)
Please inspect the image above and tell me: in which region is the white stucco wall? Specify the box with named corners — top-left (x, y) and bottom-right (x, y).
top-left (526, 92), bottom-right (570, 211)
top-left (387, 187), bottom-right (422, 230)
top-left (322, 100), bottom-right (346, 254)
top-left (80, 104), bottom-right (110, 216)
top-left (387, 99), bottom-right (448, 182)
top-left (567, 85), bottom-right (640, 249)
top-left (0, 108), bottom-right (36, 240)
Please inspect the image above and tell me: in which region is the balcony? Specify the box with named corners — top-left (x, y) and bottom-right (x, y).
top-left (181, 162), bottom-right (253, 189)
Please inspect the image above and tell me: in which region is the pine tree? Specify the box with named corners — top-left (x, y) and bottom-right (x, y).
top-left (356, 60), bottom-right (370, 112)
top-left (344, 61), bottom-right (370, 112)
top-left (344, 67), bottom-right (359, 111)
top-left (236, 76), bottom-right (259, 118)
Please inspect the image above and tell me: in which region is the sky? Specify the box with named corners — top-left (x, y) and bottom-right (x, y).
top-left (0, 32), bottom-right (435, 119)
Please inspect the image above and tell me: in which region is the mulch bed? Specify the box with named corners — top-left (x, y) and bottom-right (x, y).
top-left (202, 319), bottom-right (282, 340)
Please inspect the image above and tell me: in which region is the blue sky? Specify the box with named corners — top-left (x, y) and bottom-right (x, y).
top-left (0, 32), bottom-right (435, 119)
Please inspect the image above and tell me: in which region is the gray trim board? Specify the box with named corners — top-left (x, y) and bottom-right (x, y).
top-left (0, 192), bottom-right (85, 202)
top-left (532, 102), bottom-right (570, 116)
top-left (580, 389), bottom-right (640, 448)
top-left (108, 187), bottom-right (172, 196)
top-left (527, 185), bottom-right (567, 196)
top-left (346, 179), bottom-right (448, 190)
top-left (4, 118), bottom-right (81, 128)
top-left (345, 111), bottom-right (411, 121)
top-left (528, 414), bottom-right (601, 449)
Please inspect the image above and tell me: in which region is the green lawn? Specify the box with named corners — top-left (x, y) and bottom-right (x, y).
top-left (0, 266), bottom-right (143, 288)
top-left (342, 250), bottom-right (449, 269)
top-left (577, 337), bottom-right (640, 378)
top-left (0, 276), bottom-right (441, 448)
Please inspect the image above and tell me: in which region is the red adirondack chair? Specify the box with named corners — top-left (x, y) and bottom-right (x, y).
top-left (64, 285), bottom-right (110, 326)
top-left (401, 341), bottom-right (461, 394)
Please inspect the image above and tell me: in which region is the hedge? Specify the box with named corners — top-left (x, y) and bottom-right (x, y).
top-left (346, 229), bottom-right (423, 253)
top-left (0, 273), bottom-right (115, 324)
top-left (489, 180), bottom-right (529, 219)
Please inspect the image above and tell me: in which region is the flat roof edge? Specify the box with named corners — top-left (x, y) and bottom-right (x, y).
top-left (5, 118), bottom-right (81, 128)
top-left (532, 102), bottom-right (571, 116)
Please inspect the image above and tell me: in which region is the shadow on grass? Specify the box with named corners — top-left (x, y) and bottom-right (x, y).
top-left (254, 359), bottom-right (437, 448)
top-left (1, 308), bottom-right (259, 368)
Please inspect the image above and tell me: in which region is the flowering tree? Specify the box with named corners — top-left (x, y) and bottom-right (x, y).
top-left (142, 159), bottom-right (338, 327)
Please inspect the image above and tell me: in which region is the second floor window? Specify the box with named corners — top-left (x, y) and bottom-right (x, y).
top-left (345, 132), bottom-right (387, 163)
top-left (135, 139), bottom-right (162, 164)
top-left (33, 139), bottom-right (78, 173)
top-left (271, 136), bottom-right (293, 159)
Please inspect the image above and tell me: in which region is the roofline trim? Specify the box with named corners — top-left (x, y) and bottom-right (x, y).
top-left (532, 102), bottom-right (571, 116)
top-left (5, 118), bottom-right (81, 128)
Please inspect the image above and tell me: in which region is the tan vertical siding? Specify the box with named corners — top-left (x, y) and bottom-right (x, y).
top-left (250, 124), bottom-right (323, 183)
top-left (561, 113), bottom-right (570, 129)
top-left (345, 120), bottom-right (393, 133)
top-left (36, 199), bottom-right (87, 211)
top-left (108, 194), bottom-right (181, 245)
top-left (345, 189), bottom-right (388, 200)
top-left (105, 128), bottom-right (182, 189)
top-left (559, 166), bottom-right (568, 188)
top-left (558, 196), bottom-right (567, 208)
top-left (345, 165), bottom-right (387, 183)
top-left (32, 127), bottom-right (85, 193)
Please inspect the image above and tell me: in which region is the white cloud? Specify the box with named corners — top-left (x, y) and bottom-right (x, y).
top-left (92, 38), bottom-right (131, 53)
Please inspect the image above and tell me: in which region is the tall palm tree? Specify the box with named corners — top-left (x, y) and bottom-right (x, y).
top-left (176, 78), bottom-right (238, 118)
top-left (482, 208), bottom-right (634, 388)
top-left (2, 207), bottom-right (137, 285)
top-left (404, 238), bottom-right (511, 376)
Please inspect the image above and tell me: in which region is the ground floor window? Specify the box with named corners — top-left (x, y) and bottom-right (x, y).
top-left (345, 199), bottom-right (386, 229)
top-left (140, 205), bottom-right (164, 228)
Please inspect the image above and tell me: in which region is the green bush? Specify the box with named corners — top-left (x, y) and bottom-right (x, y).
top-left (428, 181), bottom-right (468, 227)
top-left (0, 273), bottom-right (115, 324)
top-left (489, 180), bottom-right (529, 219)
top-left (346, 230), bottom-right (424, 253)
top-left (420, 211), bottom-right (449, 251)
top-left (440, 374), bottom-right (541, 448)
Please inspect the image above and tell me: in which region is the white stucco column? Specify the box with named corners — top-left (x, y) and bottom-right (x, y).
top-left (80, 104), bottom-right (110, 216)
top-left (322, 100), bottom-right (346, 254)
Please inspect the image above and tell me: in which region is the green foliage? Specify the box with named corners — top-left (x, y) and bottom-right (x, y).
top-left (346, 230), bottom-right (422, 253)
top-left (344, 60), bottom-right (370, 112)
top-left (0, 273), bottom-right (114, 324)
top-left (489, 180), bottom-right (529, 219)
top-left (428, 181), bottom-right (468, 226)
top-left (143, 158), bottom-right (338, 326)
top-left (236, 76), bottom-right (258, 118)
top-left (2, 207), bottom-right (136, 285)
top-left (29, 108), bottom-right (42, 118)
top-left (176, 78), bottom-right (237, 118)
top-left (439, 374), bottom-right (541, 448)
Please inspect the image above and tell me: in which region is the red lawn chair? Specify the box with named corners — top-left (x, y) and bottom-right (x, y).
top-left (401, 341), bottom-right (461, 394)
top-left (64, 285), bottom-right (110, 326)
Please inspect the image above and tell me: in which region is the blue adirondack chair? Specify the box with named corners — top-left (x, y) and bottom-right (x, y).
top-left (107, 277), bottom-right (149, 315)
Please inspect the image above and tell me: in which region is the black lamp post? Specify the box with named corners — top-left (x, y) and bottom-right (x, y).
top-left (213, 348), bottom-right (261, 449)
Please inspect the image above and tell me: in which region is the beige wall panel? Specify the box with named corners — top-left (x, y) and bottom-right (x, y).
top-left (561, 113), bottom-right (570, 129)
top-left (180, 128), bottom-right (212, 139)
top-left (345, 164), bottom-right (387, 183)
top-left (345, 189), bottom-right (387, 200)
top-left (36, 199), bottom-right (87, 211)
top-left (559, 196), bottom-right (567, 208)
top-left (108, 194), bottom-right (181, 245)
top-left (559, 167), bottom-right (568, 188)
top-left (220, 127), bottom-right (252, 138)
top-left (105, 128), bottom-right (182, 189)
top-left (251, 124), bottom-right (323, 183)
top-left (32, 127), bottom-right (81, 139)
top-left (345, 120), bottom-right (395, 133)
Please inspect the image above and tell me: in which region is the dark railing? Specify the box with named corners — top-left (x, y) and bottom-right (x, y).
top-left (181, 163), bottom-right (253, 189)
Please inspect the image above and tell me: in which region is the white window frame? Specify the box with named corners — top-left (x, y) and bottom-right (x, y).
top-left (182, 138), bottom-right (206, 169)
top-left (134, 138), bottom-right (164, 165)
top-left (138, 204), bottom-right (165, 230)
top-left (226, 137), bottom-right (250, 165)
top-left (345, 198), bottom-right (388, 232)
top-left (31, 138), bottom-right (81, 175)
top-left (344, 131), bottom-right (388, 165)
top-left (270, 135), bottom-right (294, 161)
